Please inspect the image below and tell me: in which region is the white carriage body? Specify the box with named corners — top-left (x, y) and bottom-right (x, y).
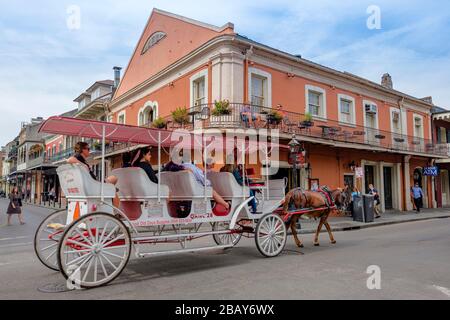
top-left (57, 164), bottom-right (115, 225)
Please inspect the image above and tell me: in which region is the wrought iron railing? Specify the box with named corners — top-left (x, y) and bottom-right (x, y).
top-left (160, 103), bottom-right (448, 156)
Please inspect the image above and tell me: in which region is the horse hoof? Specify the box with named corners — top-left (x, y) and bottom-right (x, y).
top-left (331, 241), bottom-right (337, 245)
top-left (299, 244), bottom-right (304, 248)
top-left (314, 243), bottom-right (320, 247)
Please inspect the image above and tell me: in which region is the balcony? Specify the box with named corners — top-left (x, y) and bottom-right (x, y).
top-left (160, 103), bottom-right (448, 157)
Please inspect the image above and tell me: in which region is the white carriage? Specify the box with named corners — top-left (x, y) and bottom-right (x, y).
top-left (34, 117), bottom-right (288, 288)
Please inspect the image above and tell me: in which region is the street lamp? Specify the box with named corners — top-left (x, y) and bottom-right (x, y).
top-left (288, 134), bottom-right (301, 189)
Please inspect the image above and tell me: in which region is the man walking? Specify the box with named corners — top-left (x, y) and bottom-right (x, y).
top-left (411, 182), bottom-right (424, 213)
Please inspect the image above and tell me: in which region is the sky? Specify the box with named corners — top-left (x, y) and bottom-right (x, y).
top-left (1, 0), bottom-right (450, 146)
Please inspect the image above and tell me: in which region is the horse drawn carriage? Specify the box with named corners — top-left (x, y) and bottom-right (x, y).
top-left (34, 117), bottom-right (344, 288)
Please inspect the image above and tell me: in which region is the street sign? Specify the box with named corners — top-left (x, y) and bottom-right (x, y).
top-left (355, 167), bottom-right (364, 178)
top-left (423, 166), bottom-right (439, 176)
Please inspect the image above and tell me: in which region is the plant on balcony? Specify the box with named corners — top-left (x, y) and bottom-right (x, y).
top-left (268, 110), bottom-right (283, 125)
top-left (211, 100), bottom-right (231, 116)
top-left (152, 117), bottom-right (167, 129)
top-left (171, 107), bottom-right (189, 125)
top-left (300, 112), bottom-right (314, 127)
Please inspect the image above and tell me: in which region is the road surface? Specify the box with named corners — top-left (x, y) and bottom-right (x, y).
top-left (0, 199), bottom-right (449, 300)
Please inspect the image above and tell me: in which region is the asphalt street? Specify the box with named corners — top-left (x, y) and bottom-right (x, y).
top-left (0, 199), bottom-right (449, 300)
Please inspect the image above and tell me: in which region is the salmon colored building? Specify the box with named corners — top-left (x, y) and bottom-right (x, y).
top-left (108, 8), bottom-right (448, 212)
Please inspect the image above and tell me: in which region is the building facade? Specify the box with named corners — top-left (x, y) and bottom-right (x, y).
top-left (106, 8), bottom-right (447, 213)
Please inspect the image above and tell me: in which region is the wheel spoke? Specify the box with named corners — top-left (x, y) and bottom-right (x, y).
top-left (66, 238), bottom-right (92, 249)
top-left (101, 250), bottom-right (125, 260)
top-left (98, 255), bottom-right (109, 278)
top-left (82, 255), bottom-right (95, 282)
top-left (41, 242), bottom-right (58, 251)
top-left (44, 248), bottom-right (57, 261)
top-left (101, 226), bottom-right (119, 245)
top-left (100, 252), bottom-right (118, 270)
top-left (98, 221), bottom-right (110, 244)
top-left (102, 234), bottom-right (125, 248)
top-left (66, 252), bottom-right (92, 267)
top-left (74, 228), bottom-right (93, 246)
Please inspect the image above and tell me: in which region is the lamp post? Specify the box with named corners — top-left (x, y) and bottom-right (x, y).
top-left (288, 134), bottom-right (301, 189)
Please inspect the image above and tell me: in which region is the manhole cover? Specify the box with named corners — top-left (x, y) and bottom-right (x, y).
top-left (38, 283), bottom-right (74, 293)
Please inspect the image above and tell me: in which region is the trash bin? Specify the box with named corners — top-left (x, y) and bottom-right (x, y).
top-left (363, 194), bottom-right (375, 223)
top-left (352, 195), bottom-right (364, 222)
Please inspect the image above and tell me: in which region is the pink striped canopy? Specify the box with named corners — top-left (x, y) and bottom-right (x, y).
top-left (39, 116), bottom-right (287, 152)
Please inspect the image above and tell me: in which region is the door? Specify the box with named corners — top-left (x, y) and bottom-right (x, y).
top-left (364, 165), bottom-right (375, 193)
top-left (344, 175), bottom-right (355, 189)
top-left (383, 167), bottom-right (393, 210)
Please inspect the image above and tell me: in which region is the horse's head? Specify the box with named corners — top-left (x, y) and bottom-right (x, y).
top-left (332, 188), bottom-right (351, 212)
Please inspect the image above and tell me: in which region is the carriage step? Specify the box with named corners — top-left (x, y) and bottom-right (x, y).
top-left (132, 229), bottom-right (233, 242)
top-left (137, 244), bottom-right (234, 257)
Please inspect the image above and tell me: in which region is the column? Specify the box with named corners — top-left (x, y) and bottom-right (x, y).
top-left (210, 49), bottom-right (244, 103)
top-left (403, 156), bottom-right (413, 211)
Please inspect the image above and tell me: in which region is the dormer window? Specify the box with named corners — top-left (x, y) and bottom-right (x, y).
top-left (142, 31), bottom-right (167, 55)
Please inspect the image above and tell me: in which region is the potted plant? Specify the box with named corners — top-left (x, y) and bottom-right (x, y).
top-left (152, 117), bottom-right (167, 129)
top-left (211, 100), bottom-right (231, 116)
top-left (300, 112), bottom-right (314, 127)
top-left (210, 100), bottom-right (234, 127)
top-left (171, 107), bottom-right (189, 126)
top-left (268, 110), bottom-right (283, 125)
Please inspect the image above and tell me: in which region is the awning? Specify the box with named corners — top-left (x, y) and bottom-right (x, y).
top-left (39, 117), bottom-right (288, 153)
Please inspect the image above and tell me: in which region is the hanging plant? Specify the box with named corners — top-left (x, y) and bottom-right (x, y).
top-left (268, 110), bottom-right (283, 124)
top-left (301, 112), bottom-right (314, 127)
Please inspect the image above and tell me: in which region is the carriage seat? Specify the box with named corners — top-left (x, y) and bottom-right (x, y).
top-left (57, 164), bottom-right (116, 199)
top-left (262, 178), bottom-right (287, 200)
top-left (207, 172), bottom-right (249, 199)
top-left (111, 168), bottom-right (169, 201)
top-left (160, 171), bottom-right (213, 200)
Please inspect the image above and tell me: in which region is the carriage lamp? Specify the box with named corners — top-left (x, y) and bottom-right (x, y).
top-left (288, 134), bottom-right (301, 154)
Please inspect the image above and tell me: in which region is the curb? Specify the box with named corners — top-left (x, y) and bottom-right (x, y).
top-left (295, 214), bottom-right (450, 235)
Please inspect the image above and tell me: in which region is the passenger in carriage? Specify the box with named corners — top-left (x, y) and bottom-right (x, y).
top-left (163, 161), bottom-right (230, 211)
top-left (131, 147), bottom-right (158, 184)
top-left (67, 142), bottom-right (118, 185)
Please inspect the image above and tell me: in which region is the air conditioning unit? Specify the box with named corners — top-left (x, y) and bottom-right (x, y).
top-left (365, 104), bottom-right (377, 114)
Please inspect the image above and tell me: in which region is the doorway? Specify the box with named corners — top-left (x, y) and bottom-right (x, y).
top-left (364, 165), bottom-right (375, 193)
top-left (344, 174), bottom-right (355, 189)
top-left (383, 167), bottom-right (393, 210)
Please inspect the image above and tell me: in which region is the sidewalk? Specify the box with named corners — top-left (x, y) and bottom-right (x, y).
top-left (296, 208), bottom-right (450, 234)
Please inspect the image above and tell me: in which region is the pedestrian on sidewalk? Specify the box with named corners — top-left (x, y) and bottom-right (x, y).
top-left (368, 184), bottom-right (381, 219)
top-left (411, 182), bottom-right (424, 213)
top-left (6, 187), bottom-right (25, 226)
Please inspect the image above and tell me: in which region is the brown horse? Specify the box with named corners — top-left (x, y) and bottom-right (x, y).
top-left (282, 187), bottom-right (349, 248)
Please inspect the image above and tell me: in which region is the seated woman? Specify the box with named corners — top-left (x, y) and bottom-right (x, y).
top-left (227, 164), bottom-right (258, 214)
top-left (164, 161), bottom-right (230, 211)
top-left (67, 142), bottom-right (117, 185)
top-left (131, 147), bottom-right (158, 184)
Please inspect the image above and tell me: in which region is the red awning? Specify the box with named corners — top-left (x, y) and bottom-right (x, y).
top-left (39, 116), bottom-right (287, 152)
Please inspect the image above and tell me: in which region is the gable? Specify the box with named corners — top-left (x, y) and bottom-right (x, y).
top-left (113, 9), bottom-right (234, 99)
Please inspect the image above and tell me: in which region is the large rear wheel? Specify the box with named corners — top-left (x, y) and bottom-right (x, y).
top-left (57, 212), bottom-right (131, 289)
top-left (255, 213), bottom-right (287, 258)
top-left (34, 209), bottom-right (68, 271)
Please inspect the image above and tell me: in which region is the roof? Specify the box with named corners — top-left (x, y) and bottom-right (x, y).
top-left (74, 80), bottom-right (114, 102)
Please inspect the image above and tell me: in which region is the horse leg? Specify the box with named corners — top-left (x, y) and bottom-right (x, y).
top-left (313, 217), bottom-right (325, 247)
top-left (324, 220), bottom-right (337, 244)
top-left (290, 215), bottom-right (304, 248)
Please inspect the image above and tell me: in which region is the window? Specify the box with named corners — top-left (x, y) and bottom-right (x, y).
top-left (338, 94), bottom-right (355, 125)
top-left (117, 111), bottom-right (126, 125)
top-left (391, 110), bottom-right (401, 134)
top-left (248, 68), bottom-right (272, 108)
top-left (413, 115), bottom-right (424, 138)
top-left (138, 102), bottom-right (158, 126)
top-left (142, 31), bottom-right (167, 55)
top-left (190, 70), bottom-right (208, 109)
top-left (305, 85), bottom-right (327, 119)
top-left (193, 77), bottom-right (206, 106)
top-left (251, 75), bottom-right (265, 106)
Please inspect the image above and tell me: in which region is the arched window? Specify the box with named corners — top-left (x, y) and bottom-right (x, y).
top-left (138, 102), bottom-right (158, 126)
top-left (141, 31), bottom-right (167, 55)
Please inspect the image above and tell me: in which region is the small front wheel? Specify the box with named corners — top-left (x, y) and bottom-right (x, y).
top-left (212, 222), bottom-right (242, 247)
top-left (57, 212), bottom-right (131, 289)
top-left (255, 213), bottom-right (287, 258)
